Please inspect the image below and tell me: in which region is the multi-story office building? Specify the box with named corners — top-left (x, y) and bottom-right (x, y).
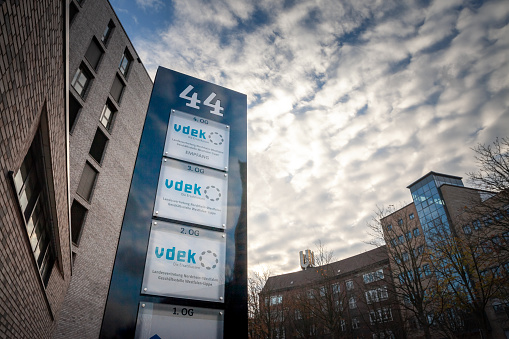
top-left (382, 172), bottom-right (509, 338)
top-left (53, 0), bottom-right (152, 337)
top-left (0, 1), bottom-right (71, 337)
top-left (258, 247), bottom-right (404, 339)
top-left (0, 0), bottom-right (152, 337)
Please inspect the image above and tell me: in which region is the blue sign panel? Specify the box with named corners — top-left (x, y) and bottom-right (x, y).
top-left (100, 68), bottom-right (247, 339)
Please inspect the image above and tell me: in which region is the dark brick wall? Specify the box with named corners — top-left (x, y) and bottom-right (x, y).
top-left (52, 0), bottom-right (152, 337)
top-left (0, 0), bottom-right (71, 338)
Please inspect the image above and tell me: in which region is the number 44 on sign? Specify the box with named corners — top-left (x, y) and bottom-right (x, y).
top-left (179, 85), bottom-right (224, 117)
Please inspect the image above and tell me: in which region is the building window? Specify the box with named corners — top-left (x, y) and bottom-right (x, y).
top-left (69, 93), bottom-right (82, 132)
top-left (84, 37), bottom-right (104, 70)
top-left (422, 264), bottom-right (431, 276)
top-left (352, 318), bottom-right (360, 329)
top-left (365, 286), bottom-right (388, 304)
top-left (387, 224), bottom-right (392, 231)
top-left (332, 283), bottom-right (341, 294)
top-left (101, 20), bottom-right (115, 44)
top-left (398, 218), bottom-right (403, 225)
top-left (417, 245), bottom-right (424, 255)
top-left (370, 308), bottom-right (393, 324)
top-left (71, 63), bottom-right (92, 97)
top-left (99, 101), bottom-right (117, 131)
top-left (89, 128), bottom-right (109, 164)
top-left (363, 269), bottom-right (384, 284)
top-left (270, 295), bottom-right (282, 305)
top-left (463, 224), bottom-right (472, 235)
top-left (346, 280), bottom-right (354, 290)
top-left (76, 162), bottom-right (98, 201)
top-left (70, 2), bottom-right (79, 24)
top-left (71, 200), bottom-right (88, 244)
top-left (398, 235), bottom-right (405, 244)
top-left (503, 232), bottom-right (509, 243)
top-left (405, 231), bottom-right (412, 240)
top-left (340, 319), bottom-right (346, 331)
top-left (349, 296), bottom-right (357, 309)
top-left (472, 219), bottom-right (481, 230)
top-left (402, 252), bottom-right (409, 262)
top-left (481, 241), bottom-right (493, 254)
top-left (110, 74), bottom-right (125, 104)
top-left (413, 228), bottom-right (420, 237)
top-left (409, 213), bottom-right (415, 220)
top-left (12, 127), bottom-right (55, 286)
top-left (119, 48), bottom-right (133, 77)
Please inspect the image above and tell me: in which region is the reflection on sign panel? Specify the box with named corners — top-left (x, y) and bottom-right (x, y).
top-left (153, 158), bottom-right (228, 229)
top-left (141, 220), bottom-right (226, 302)
top-left (164, 110), bottom-right (230, 171)
top-left (135, 302), bottom-right (224, 339)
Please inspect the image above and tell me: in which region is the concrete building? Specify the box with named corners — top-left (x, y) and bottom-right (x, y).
top-left (0, 1), bottom-right (71, 337)
top-left (0, 0), bottom-right (152, 337)
top-left (258, 247), bottom-right (404, 339)
top-left (382, 172), bottom-right (509, 338)
top-left (53, 0), bottom-right (152, 337)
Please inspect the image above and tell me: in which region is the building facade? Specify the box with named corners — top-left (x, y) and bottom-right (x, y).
top-left (382, 172), bottom-right (509, 338)
top-left (0, 0), bottom-right (153, 337)
top-left (53, 0), bottom-right (152, 337)
top-left (258, 247), bottom-right (404, 339)
top-left (0, 1), bottom-right (72, 337)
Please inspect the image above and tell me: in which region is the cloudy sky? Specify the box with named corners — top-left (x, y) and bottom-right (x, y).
top-left (110, 0), bottom-right (509, 275)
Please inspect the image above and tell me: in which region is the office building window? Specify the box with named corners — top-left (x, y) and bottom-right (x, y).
top-left (463, 224), bottom-right (472, 235)
top-left (398, 218), bottom-right (403, 225)
top-left (352, 318), bottom-right (360, 329)
top-left (409, 213), bottom-right (415, 220)
top-left (69, 93), bottom-right (82, 132)
top-left (99, 101), bottom-right (116, 130)
top-left (70, 2), bottom-right (79, 24)
top-left (84, 37), bottom-right (104, 70)
top-left (89, 128), bottom-right (108, 164)
top-left (405, 231), bottom-right (412, 240)
top-left (386, 224), bottom-right (392, 231)
top-left (76, 162), bottom-right (98, 201)
top-left (12, 127), bottom-right (55, 286)
top-left (349, 296), bottom-right (357, 309)
top-left (71, 200), bottom-right (87, 244)
top-left (71, 63), bottom-right (92, 97)
top-left (101, 20), bottom-right (115, 44)
top-left (119, 48), bottom-right (133, 77)
top-left (398, 235), bottom-right (405, 244)
top-left (270, 295), bottom-right (282, 305)
top-left (110, 74), bottom-right (125, 103)
top-left (413, 228), bottom-right (420, 237)
top-left (472, 219), bottom-right (481, 230)
top-left (346, 280), bottom-right (354, 290)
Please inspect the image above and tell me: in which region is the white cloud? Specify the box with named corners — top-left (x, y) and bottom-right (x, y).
top-left (127, 0), bottom-right (509, 275)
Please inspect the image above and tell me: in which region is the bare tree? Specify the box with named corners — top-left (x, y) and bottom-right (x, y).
top-left (467, 137), bottom-right (509, 238)
top-left (367, 206), bottom-right (438, 339)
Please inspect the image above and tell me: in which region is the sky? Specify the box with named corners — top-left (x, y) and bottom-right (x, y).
top-left (110, 0), bottom-right (509, 276)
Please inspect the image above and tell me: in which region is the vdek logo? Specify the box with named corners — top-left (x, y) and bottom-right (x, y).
top-left (173, 122), bottom-right (224, 146)
top-left (173, 124), bottom-right (206, 140)
top-left (155, 247), bottom-right (196, 264)
top-left (155, 247), bottom-right (219, 270)
top-left (165, 179), bottom-right (201, 195)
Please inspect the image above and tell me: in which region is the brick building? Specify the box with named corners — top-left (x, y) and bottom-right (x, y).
top-left (382, 172), bottom-right (509, 338)
top-left (0, 0), bottom-right (153, 337)
top-left (258, 247), bottom-right (404, 339)
top-left (53, 0), bottom-right (152, 337)
top-left (0, 1), bottom-right (71, 337)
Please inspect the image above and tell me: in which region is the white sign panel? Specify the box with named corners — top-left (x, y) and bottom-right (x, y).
top-left (141, 221), bottom-right (226, 302)
top-left (164, 110), bottom-right (230, 171)
top-left (135, 302), bottom-right (224, 339)
top-left (153, 158), bottom-right (228, 229)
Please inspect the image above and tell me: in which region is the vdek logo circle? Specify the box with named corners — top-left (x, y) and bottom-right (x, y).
top-left (199, 250), bottom-right (219, 270)
top-left (208, 131), bottom-right (224, 145)
top-left (204, 186), bottom-right (221, 201)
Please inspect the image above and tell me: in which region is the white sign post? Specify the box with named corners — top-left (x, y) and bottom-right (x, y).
top-left (141, 221), bottom-right (226, 302)
top-left (153, 158), bottom-right (228, 229)
top-left (135, 302), bottom-right (224, 339)
top-left (164, 110), bottom-right (230, 171)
